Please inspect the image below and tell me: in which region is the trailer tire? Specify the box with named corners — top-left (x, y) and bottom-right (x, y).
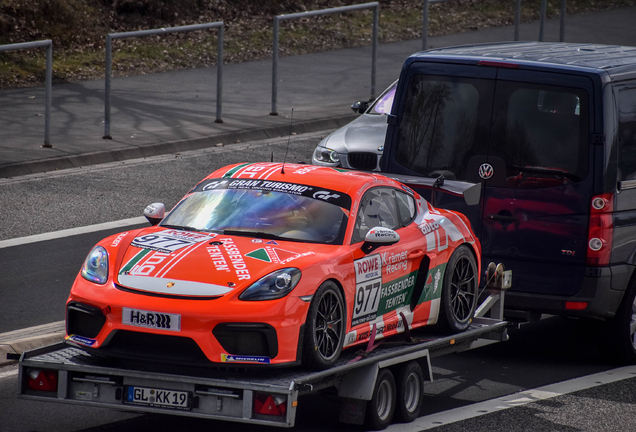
top-left (609, 279), bottom-right (636, 364)
top-left (302, 281), bottom-right (345, 370)
top-left (365, 368), bottom-right (396, 430)
top-left (394, 361), bottom-right (424, 423)
top-left (437, 245), bottom-right (478, 333)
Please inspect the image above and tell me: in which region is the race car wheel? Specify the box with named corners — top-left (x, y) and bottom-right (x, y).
top-left (438, 245), bottom-right (478, 333)
top-left (303, 281), bottom-right (345, 370)
top-left (365, 368), bottom-right (396, 430)
top-left (609, 279), bottom-right (636, 364)
top-left (394, 361), bottom-right (424, 423)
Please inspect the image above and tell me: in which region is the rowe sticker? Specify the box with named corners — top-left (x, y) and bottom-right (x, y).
top-left (131, 229), bottom-right (211, 253)
top-left (352, 254), bottom-right (383, 326)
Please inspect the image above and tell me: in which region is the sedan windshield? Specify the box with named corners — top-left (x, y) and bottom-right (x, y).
top-left (161, 189), bottom-right (348, 244)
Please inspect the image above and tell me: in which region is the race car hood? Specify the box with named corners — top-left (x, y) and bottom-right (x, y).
top-left (324, 113), bottom-right (388, 154)
top-left (114, 227), bottom-right (324, 297)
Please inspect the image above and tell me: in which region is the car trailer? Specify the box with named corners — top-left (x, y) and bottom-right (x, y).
top-left (15, 267), bottom-right (511, 430)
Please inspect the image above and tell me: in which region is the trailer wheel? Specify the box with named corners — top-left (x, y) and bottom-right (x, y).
top-left (302, 281), bottom-right (345, 370)
top-left (394, 361), bottom-right (424, 423)
top-left (609, 279), bottom-right (636, 364)
top-left (438, 245), bottom-right (478, 333)
top-left (364, 368), bottom-right (396, 430)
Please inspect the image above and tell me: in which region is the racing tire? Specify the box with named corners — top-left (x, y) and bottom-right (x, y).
top-left (437, 245), bottom-right (478, 333)
top-left (365, 368), bottom-right (396, 430)
top-left (302, 281), bottom-right (345, 370)
top-left (394, 361), bottom-right (424, 423)
top-left (609, 279), bottom-right (636, 364)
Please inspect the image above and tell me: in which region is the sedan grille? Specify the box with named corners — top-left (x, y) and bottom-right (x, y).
top-left (348, 152), bottom-right (378, 171)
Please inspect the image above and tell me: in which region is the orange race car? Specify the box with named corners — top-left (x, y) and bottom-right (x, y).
top-left (66, 162), bottom-right (481, 370)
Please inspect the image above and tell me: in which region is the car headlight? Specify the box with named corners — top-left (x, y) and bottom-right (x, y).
top-left (81, 246), bottom-right (109, 285)
top-left (313, 146), bottom-right (340, 164)
top-left (239, 268), bottom-right (302, 301)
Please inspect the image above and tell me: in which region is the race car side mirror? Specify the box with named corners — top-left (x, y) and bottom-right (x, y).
top-left (144, 202), bottom-right (165, 226)
top-left (362, 227), bottom-right (400, 253)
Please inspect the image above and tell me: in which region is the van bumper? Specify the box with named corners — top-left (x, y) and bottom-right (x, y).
top-left (504, 265), bottom-right (633, 320)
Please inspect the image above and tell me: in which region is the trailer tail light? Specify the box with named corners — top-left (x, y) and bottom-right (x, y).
top-left (254, 393), bottom-right (287, 416)
top-left (586, 193), bottom-right (613, 267)
top-left (26, 369), bottom-right (58, 392)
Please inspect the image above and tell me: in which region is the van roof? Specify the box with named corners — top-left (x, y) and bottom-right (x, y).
top-left (414, 42), bottom-right (636, 78)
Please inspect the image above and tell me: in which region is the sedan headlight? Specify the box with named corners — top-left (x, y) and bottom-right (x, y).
top-left (239, 268), bottom-right (301, 301)
top-left (313, 146), bottom-right (340, 164)
top-left (81, 246), bottom-right (109, 284)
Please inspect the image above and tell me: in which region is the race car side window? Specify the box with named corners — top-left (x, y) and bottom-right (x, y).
top-left (353, 188), bottom-right (401, 244)
top-left (395, 190), bottom-right (416, 226)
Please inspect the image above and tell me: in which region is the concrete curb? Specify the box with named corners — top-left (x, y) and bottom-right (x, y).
top-left (0, 113), bottom-right (357, 179)
top-left (0, 321), bottom-right (66, 366)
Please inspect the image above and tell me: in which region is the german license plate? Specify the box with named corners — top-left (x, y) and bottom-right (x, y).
top-left (123, 385), bottom-right (191, 410)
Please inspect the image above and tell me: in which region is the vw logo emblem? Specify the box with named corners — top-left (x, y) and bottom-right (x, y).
top-left (478, 163), bottom-right (494, 180)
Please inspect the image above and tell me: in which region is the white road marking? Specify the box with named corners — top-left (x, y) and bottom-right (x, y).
top-left (386, 366), bottom-right (636, 431)
top-left (0, 217), bottom-right (147, 249)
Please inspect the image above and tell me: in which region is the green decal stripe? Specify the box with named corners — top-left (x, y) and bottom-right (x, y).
top-left (222, 163), bottom-right (252, 178)
top-left (377, 271), bottom-right (418, 316)
top-left (417, 263), bottom-right (447, 305)
top-left (119, 249), bottom-right (151, 274)
top-left (246, 248), bottom-right (271, 262)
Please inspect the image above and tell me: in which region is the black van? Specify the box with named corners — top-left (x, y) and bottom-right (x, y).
top-left (380, 42), bottom-right (636, 362)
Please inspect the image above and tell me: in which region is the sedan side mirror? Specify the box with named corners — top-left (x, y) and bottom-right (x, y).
top-left (362, 227), bottom-right (400, 253)
top-left (350, 100), bottom-right (369, 114)
top-left (144, 202), bottom-right (165, 226)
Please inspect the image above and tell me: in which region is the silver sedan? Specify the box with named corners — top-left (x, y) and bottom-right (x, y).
top-left (312, 80), bottom-right (397, 171)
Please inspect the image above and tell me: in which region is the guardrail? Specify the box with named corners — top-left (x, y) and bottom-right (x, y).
top-left (423, 0), bottom-right (568, 49)
top-left (0, 40), bottom-right (52, 148)
top-left (103, 22), bottom-right (224, 139)
top-left (271, 2), bottom-right (379, 116)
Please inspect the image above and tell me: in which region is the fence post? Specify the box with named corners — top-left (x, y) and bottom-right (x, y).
top-left (103, 22), bottom-right (224, 138)
top-left (514, 0), bottom-right (521, 41)
top-left (560, 0), bottom-right (566, 42)
top-left (104, 35), bottom-right (112, 139)
top-left (270, 2), bottom-right (379, 116)
top-left (422, 0), bottom-right (429, 50)
top-left (271, 17), bottom-right (280, 116)
top-left (44, 42), bottom-right (52, 148)
top-left (539, 0), bottom-right (547, 41)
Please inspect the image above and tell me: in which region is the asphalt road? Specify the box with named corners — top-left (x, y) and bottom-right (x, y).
top-left (1, 131), bottom-right (635, 431)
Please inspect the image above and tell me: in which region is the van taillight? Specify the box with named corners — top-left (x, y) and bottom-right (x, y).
top-left (586, 193), bottom-right (614, 267)
top-left (26, 369), bottom-right (58, 392)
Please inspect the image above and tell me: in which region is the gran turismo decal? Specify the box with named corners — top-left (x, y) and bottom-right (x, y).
top-left (194, 177), bottom-right (352, 210)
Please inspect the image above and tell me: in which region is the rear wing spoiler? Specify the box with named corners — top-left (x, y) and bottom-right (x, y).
top-left (384, 173), bottom-right (482, 206)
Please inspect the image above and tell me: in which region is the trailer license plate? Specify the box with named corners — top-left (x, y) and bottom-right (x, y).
top-left (123, 386), bottom-right (191, 410)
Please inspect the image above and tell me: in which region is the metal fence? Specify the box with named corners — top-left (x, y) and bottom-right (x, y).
top-left (271, 2), bottom-right (379, 116)
top-left (103, 22), bottom-right (224, 139)
top-left (0, 40), bottom-right (53, 147)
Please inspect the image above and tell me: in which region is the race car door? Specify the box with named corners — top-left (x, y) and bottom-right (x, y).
top-left (349, 186), bottom-right (426, 330)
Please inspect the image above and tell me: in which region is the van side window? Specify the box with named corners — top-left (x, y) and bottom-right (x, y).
top-left (617, 86), bottom-right (636, 181)
top-left (352, 188), bottom-right (400, 244)
top-left (490, 82), bottom-right (589, 188)
top-left (395, 75), bottom-right (492, 180)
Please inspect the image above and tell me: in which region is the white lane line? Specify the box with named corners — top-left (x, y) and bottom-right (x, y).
top-left (0, 217), bottom-right (147, 249)
top-left (386, 366), bottom-right (636, 431)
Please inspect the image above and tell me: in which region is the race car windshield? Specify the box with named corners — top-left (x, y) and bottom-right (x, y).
top-left (161, 189), bottom-right (348, 244)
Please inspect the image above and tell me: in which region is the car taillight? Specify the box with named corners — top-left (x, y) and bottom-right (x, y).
top-left (26, 369), bottom-right (58, 392)
top-left (585, 193), bottom-right (614, 267)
